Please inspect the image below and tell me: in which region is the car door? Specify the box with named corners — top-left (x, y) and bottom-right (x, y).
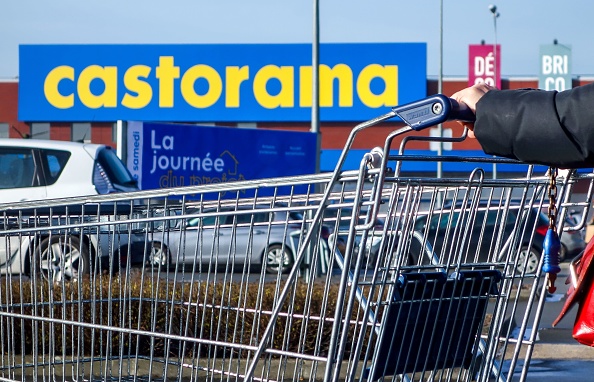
top-left (218, 211), bottom-right (248, 266)
top-left (0, 215), bottom-right (30, 274)
top-left (414, 209), bottom-right (481, 264)
top-left (179, 213), bottom-right (224, 267)
top-left (465, 210), bottom-right (495, 263)
top-left (215, 210), bottom-right (272, 268)
top-left (0, 147), bottom-right (46, 202)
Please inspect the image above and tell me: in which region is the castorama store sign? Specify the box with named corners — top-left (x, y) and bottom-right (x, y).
top-left (18, 43), bottom-right (426, 122)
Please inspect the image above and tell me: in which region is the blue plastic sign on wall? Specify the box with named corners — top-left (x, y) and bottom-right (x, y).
top-left (126, 122), bottom-right (317, 197)
top-left (19, 43), bottom-right (426, 122)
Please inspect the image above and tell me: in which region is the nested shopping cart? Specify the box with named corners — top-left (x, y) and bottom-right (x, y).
top-left (0, 95), bottom-right (592, 382)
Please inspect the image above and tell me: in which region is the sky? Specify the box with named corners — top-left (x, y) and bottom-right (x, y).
top-left (2, 0), bottom-right (593, 79)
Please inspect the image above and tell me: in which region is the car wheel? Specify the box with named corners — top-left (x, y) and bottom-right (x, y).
top-left (558, 243), bottom-right (568, 262)
top-left (38, 235), bottom-right (90, 282)
top-left (516, 246), bottom-right (540, 275)
top-left (265, 244), bottom-right (293, 274)
top-left (148, 242), bottom-right (170, 269)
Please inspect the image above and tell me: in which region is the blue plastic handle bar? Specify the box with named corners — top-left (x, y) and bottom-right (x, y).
top-left (392, 94), bottom-right (476, 131)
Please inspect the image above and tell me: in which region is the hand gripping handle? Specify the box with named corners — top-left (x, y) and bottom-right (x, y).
top-left (392, 94), bottom-right (476, 131)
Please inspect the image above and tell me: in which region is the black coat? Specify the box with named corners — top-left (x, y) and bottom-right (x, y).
top-left (474, 82), bottom-right (594, 168)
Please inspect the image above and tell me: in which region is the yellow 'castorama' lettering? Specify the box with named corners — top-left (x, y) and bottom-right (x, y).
top-left (300, 64), bottom-right (354, 107)
top-left (253, 65), bottom-right (294, 109)
top-left (77, 65), bottom-right (118, 109)
top-left (44, 66), bottom-right (75, 109)
top-left (43, 56), bottom-right (399, 110)
top-left (122, 65), bottom-right (152, 109)
top-left (357, 64), bottom-right (398, 107)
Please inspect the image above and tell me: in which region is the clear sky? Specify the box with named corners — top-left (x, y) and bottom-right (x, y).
top-left (2, 0), bottom-right (592, 79)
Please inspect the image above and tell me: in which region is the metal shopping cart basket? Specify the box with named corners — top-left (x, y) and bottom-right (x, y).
top-left (0, 95), bottom-right (592, 382)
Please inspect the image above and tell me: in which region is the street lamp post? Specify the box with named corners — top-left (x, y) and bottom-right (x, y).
top-left (306, 0), bottom-right (321, 282)
top-left (489, 4), bottom-right (499, 179)
top-left (489, 4), bottom-right (500, 88)
top-left (437, 0), bottom-right (443, 179)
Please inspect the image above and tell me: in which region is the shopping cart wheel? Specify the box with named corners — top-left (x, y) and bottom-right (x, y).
top-left (37, 235), bottom-right (90, 282)
top-left (516, 246), bottom-right (540, 275)
top-left (147, 242), bottom-right (170, 270)
top-left (265, 244), bottom-right (293, 274)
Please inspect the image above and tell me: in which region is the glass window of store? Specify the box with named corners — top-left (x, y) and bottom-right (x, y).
top-left (72, 122), bottom-right (91, 142)
top-left (30, 122), bottom-right (50, 139)
top-left (0, 123), bottom-right (9, 138)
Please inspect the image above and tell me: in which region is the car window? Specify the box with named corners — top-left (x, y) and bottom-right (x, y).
top-left (417, 205), bottom-right (546, 234)
top-left (234, 213), bottom-right (252, 225)
top-left (41, 149), bottom-right (71, 185)
top-left (484, 210), bottom-right (500, 225)
top-left (414, 216), bottom-right (428, 231)
top-left (289, 212), bottom-right (304, 221)
top-left (0, 148), bottom-right (38, 189)
top-left (188, 215), bottom-right (217, 227)
top-left (228, 211), bottom-right (270, 225)
top-left (96, 147), bottom-right (137, 187)
top-left (422, 210), bottom-right (486, 231)
top-left (253, 212), bottom-right (271, 223)
top-left (430, 212), bottom-right (458, 230)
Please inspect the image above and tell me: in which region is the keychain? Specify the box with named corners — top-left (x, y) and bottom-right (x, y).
top-left (542, 167), bottom-right (561, 293)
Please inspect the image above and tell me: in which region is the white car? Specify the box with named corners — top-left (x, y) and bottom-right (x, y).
top-left (0, 138), bottom-right (138, 203)
top-left (0, 139), bottom-right (141, 280)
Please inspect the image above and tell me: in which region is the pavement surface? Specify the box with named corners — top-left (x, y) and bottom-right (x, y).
top-left (514, 261), bottom-right (594, 381)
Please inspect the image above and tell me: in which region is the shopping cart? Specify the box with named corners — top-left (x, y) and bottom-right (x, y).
top-left (0, 95), bottom-right (592, 382)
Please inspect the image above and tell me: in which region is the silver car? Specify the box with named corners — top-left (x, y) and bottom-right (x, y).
top-left (146, 206), bottom-right (316, 273)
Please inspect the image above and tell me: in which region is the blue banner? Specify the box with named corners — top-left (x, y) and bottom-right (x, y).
top-left (19, 43), bottom-right (426, 122)
top-left (127, 122), bottom-right (317, 197)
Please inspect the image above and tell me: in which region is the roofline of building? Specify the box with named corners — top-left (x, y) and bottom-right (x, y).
top-left (3, 75), bottom-right (594, 83)
top-left (428, 75), bottom-right (594, 82)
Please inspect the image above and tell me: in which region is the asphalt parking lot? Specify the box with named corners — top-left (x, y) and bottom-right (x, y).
top-left (515, 261), bottom-right (594, 381)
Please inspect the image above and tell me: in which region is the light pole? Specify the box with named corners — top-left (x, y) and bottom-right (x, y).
top-left (437, 0), bottom-right (443, 178)
top-left (307, 0), bottom-right (321, 282)
top-left (488, 4), bottom-right (500, 88)
top-left (489, 4), bottom-right (499, 179)
top-left (311, 0), bottom-right (320, 157)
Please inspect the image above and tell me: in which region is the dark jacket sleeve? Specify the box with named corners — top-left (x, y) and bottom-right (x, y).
top-left (474, 83), bottom-right (594, 168)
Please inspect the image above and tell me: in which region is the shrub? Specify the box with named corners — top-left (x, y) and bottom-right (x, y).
top-left (0, 273), bottom-right (370, 359)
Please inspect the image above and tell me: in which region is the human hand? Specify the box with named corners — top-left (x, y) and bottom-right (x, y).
top-left (451, 83), bottom-right (495, 138)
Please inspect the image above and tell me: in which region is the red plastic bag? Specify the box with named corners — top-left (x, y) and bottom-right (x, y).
top-left (553, 238), bottom-right (594, 346)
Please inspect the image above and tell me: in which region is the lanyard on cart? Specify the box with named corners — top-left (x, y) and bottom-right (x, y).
top-left (542, 167), bottom-right (561, 293)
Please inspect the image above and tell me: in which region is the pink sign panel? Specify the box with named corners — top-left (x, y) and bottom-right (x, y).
top-left (468, 44), bottom-right (501, 88)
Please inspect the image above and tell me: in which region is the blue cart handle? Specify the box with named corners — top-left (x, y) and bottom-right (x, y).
top-left (392, 94), bottom-right (476, 131)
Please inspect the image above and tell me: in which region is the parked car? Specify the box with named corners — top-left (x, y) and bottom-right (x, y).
top-left (411, 202), bottom-right (552, 274)
top-left (526, 208), bottom-right (586, 262)
top-left (0, 138), bottom-right (138, 203)
top-left (0, 139), bottom-right (141, 280)
top-left (145, 205), bottom-right (325, 273)
top-left (0, 204), bottom-right (147, 282)
top-left (559, 215), bottom-right (587, 261)
top-left (323, 207), bottom-right (385, 262)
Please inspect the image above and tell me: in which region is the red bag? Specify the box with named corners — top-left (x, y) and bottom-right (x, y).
top-left (553, 238), bottom-right (594, 346)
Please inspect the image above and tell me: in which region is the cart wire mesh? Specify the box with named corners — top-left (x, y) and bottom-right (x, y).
top-left (0, 105), bottom-right (592, 382)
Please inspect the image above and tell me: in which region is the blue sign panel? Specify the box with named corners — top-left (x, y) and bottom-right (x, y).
top-left (19, 43), bottom-right (427, 122)
top-left (127, 122), bottom-right (317, 197)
